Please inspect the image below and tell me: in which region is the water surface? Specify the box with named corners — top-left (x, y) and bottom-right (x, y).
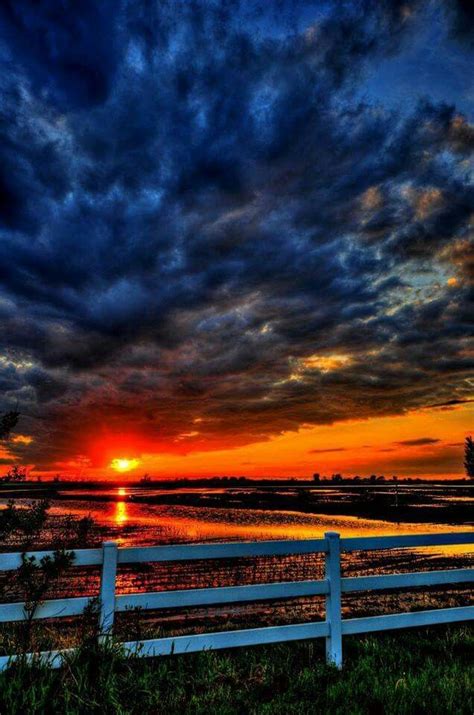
top-left (35, 487), bottom-right (474, 554)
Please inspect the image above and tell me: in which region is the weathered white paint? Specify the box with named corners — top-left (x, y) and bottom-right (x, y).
top-left (116, 578), bottom-right (329, 611)
top-left (340, 532), bottom-right (474, 552)
top-left (122, 620), bottom-right (330, 656)
top-left (0, 596), bottom-right (91, 623)
top-left (341, 606), bottom-right (474, 635)
top-left (325, 532), bottom-right (343, 668)
top-left (341, 568), bottom-right (473, 592)
top-left (98, 541), bottom-right (118, 641)
top-left (0, 648), bottom-right (73, 671)
top-left (117, 538), bottom-right (328, 564)
top-left (0, 548), bottom-right (103, 571)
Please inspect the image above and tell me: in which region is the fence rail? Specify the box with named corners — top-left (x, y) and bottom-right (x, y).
top-left (0, 531), bottom-right (473, 670)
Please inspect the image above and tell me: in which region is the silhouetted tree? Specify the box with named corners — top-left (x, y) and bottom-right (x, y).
top-left (464, 436), bottom-right (474, 479)
top-left (4, 465), bottom-right (28, 482)
top-left (0, 410), bottom-right (20, 440)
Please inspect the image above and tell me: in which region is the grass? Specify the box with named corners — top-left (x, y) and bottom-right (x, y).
top-left (0, 625), bottom-right (472, 714)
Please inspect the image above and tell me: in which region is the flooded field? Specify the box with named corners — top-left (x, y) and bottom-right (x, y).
top-left (1, 483), bottom-right (472, 650)
top-left (52, 497), bottom-right (474, 549)
top-left (1, 483), bottom-right (473, 548)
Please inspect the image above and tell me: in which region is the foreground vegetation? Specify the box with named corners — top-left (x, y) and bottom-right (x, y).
top-left (0, 625), bottom-right (472, 714)
top-left (0, 493), bottom-right (472, 713)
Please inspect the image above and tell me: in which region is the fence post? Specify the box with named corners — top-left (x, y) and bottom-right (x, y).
top-left (324, 531), bottom-right (342, 668)
top-left (99, 541), bottom-right (118, 642)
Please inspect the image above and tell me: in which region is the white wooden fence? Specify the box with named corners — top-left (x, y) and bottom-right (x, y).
top-left (0, 531), bottom-right (473, 670)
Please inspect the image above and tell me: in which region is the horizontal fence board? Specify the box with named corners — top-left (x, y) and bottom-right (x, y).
top-left (340, 532), bottom-right (474, 552)
top-left (0, 597), bottom-right (91, 623)
top-left (117, 579), bottom-right (329, 611)
top-left (342, 568), bottom-right (474, 593)
top-left (123, 620), bottom-right (329, 657)
top-left (342, 606), bottom-right (474, 635)
top-left (0, 622), bottom-right (329, 671)
top-left (117, 538), bottom-right (328, 564)
top-left (0, 648), bottom-right (73, 672)
top-left (2, 607), bottom-right (472, 670)
top-left (0, 548), bottom-right (102, 571)
top-left (1, 533), bottom-right (471, 571)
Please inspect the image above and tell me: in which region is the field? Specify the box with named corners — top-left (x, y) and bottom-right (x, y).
top-left (1, 480), bottom-right (473, 527)
top-left (0, 625), bottom-right (473, 714)
top-left (1, 481), bottom-right (472, 713)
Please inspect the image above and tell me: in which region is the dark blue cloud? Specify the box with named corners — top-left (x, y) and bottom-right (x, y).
top-left (0, 1), bottom-right (472, 467)
top-left (0, 0), bottom-right (121, 109)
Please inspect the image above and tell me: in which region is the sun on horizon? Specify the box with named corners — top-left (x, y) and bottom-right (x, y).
top-left (110, 458), bottom-right (141, 473)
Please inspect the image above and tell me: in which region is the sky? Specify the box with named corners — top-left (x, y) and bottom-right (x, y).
top-left (0, 0), bottom-right (473, 480)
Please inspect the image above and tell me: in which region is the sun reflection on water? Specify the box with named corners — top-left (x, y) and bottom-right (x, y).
top-left (115, 500), bottom-right (128, 525)
top-left (39, 487), bottom-right (474, 556)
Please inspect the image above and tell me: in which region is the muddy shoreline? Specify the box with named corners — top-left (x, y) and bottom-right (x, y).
top-left (2, 481), bottom-right (472, 526)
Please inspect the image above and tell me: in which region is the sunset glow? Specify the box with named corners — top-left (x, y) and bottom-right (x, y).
top-left (90, 402), bottom-right (471, 481)
top-left (0, 1), bottom-right (472, 482)
top-left (301, 354), bottom-right (353, 373)
top-left (11, 435), bottom-right (33, 445)
top-left (110, 458), bottom-right (141, 473)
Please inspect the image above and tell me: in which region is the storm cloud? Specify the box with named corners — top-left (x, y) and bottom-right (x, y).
top-left (0, 1), bottom-right (472, 469)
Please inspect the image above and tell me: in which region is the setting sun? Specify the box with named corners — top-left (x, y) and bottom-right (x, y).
top-left (110, 458), bottom-right (141, 473)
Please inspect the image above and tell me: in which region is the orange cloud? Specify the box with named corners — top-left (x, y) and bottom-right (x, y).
top-left (79, 402), bottom-right (472, 481)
